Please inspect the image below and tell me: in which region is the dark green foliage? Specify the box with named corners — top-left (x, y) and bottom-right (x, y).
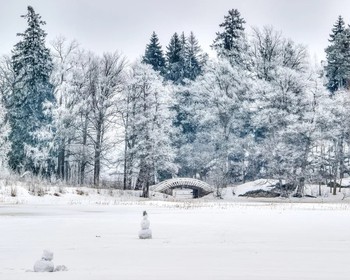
top-left (165, 32), bottom-right (183, 83)
top-left (142, 32), bottom-right (166, 73)
top-left (185, 32), bottom-right (206, 80)
top-left (165, 31), bottom-right (206, 84)
top-left (325, 16), bottom-right (350, 93)
top-left (329, 16), bottom-right (345, 42)
top-left (6, 6), bottom-right (55, 174)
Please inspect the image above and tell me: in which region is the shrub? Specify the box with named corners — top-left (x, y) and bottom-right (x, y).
top-left (10, 187), bottom-right (17, 197)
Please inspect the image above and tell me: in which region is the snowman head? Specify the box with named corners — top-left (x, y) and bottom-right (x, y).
top-left (42, 250), bottom-right (53, 261)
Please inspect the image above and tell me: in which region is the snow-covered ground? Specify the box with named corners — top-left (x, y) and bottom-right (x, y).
top-left (1, 178), bottom-right (350, 279)
top-left (2, 178), bottom-right (350, 205)
top-left (1, 201), bottom-right (350, 280)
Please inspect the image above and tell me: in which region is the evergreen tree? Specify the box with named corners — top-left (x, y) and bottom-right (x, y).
top-left (165, 32), bottom-right (206, 84)
top-left (165, 32), bottom-right (184, 83)
top-left (329, 16), bottom-right (345, 42)
top-left (211, 9), bottom-right (249, 66)
top-left (6, 6), bottom-right (55, 174)
top-left (325, 16), bottom-right (350, 93)
top-left (185, 31), bottom-right (206, 80)
top-left (142, 32), bottom-right (166, 74)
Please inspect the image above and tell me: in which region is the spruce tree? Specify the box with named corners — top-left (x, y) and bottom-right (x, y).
top-left (6, 6), bottom-right (55, 174)
top-left (142, 32), bottom-right (166, 74)
top-left (185, 31), bottom-right (206, 80)
top-left (212, 9), bottom-right (249, 67)
top-left (165, 32), bottom-right (184, 83)
top-left (325, 16), bottom-right (350, 93)
top-left (329, 16), bottom-right (345, 42)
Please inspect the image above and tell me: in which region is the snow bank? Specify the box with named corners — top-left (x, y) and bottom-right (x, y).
top-left (1, 177), bottom-right (350, 205)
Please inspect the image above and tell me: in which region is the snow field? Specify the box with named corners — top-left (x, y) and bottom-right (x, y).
top-left (1, 202), bottom-right (350, 280)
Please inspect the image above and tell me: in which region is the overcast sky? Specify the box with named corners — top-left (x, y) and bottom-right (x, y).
top-left (0, 0), bottom-right (349, 62)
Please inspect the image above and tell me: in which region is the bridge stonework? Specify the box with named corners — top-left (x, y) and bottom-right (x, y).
top-left (150, 178), bottom-right (214, 198)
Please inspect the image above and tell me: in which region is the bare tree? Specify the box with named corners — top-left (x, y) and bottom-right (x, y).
top-left (88, 52), bottom-right (126, 186)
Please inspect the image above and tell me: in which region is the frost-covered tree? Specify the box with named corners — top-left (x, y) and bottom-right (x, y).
top-left (0, 99), bottom-right (10, 167)
top-left (0, 70), bottom-right (11, 167)
top-left (6, 6), bottom-right (55, 175)
top-left (325, 16), bottom-right (350, 93)
top-left (188, 58), bottom-right (253, 186)
top-left (250, 28), bottom-right (315, 195)
top-left (171, 33), bottom-right (206, 176)
top-left (212, 9), bottom-right (250, 67)
top-left (123, 62), bottom-right (177, 196)
top-left (0, 56), bottom-right (14, 167)
top-left (51, 47), bottom-right (126, 186)
top-left (315, 90), bottom-right (350, 194)
top-left (89, 52), bottom-right (126, 186)
top-left (142, 32), bottom-right (166, 74)
top-left (252, 68), bottom-right (315, 192)
top-left (51, 37), bottom-right (80, 181)
top-left (251, 26), bottom-right (282, 80)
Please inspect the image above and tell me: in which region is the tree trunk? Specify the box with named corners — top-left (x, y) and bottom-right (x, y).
top-left (318, 182), bottom-right (322, 197)
top-left (136, 160), bottom-right (153, 198)
top-left (142, 181), bottom-right (150, 198)
top-left (339, 136), bottom-right (345, 179)
top-left (123, 141), bottom-right (128, 190)
top-left (94, 119), bottom-right (102, 187)
top-left (80, 112), bottom-right (89, 185)
top-left (57, 139), bottom-right (65, 180)
top-left (295, 177), bottom-right (305, 197)
top-left (136, 160), bottom-right (147, 190)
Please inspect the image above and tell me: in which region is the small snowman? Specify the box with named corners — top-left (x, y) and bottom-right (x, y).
top-left (138, 210), bottom-right (152, 239)
top-left (34, 250), bottom-right (54, 272)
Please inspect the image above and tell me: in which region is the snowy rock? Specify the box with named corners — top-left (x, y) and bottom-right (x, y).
top-left (33, 250), bottom-right (54, 272)
top-left (138, 211), bottom-right (152, 239)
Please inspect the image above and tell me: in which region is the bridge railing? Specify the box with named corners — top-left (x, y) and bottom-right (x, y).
top-left (151, 178), bottom-right (214, 194)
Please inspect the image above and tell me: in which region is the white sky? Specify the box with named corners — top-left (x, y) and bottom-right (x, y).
top-left (0, 0), bottom-right (349, 62)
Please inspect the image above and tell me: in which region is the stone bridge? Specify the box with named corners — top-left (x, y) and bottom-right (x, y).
top-left (150, 178), bottom-right (214, 198)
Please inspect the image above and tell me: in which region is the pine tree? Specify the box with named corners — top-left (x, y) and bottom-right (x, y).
top-left (142, 32), bottom-right (166, 74)
top-left (185, 31), bottom-right (206, 80)
top-left (165, 32), bottom-right (184, 83)
top-left (329, 16), bottom-right (345, 42)
top-left (211, 9), bottom-right (248, 66)
top-left (325, 16), bottom-right (350, 93)
top-left (6, 6), bottom-right (55, 174)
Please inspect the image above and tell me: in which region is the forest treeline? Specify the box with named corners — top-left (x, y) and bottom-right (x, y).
top-left (0, 7), bottom-right (349, 197)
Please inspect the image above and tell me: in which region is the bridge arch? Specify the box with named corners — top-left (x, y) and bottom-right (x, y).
top-left (150, 178), bottom-right (214, 198)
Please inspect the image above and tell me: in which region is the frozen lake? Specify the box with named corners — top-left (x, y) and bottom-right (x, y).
top-left (1, 202), bottom-right (350, 280)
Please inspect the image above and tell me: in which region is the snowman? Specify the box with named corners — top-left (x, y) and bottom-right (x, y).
top-left (138, 211), bottom-right (152, 239)
top-left (34, 250), bottom-right (54, 272)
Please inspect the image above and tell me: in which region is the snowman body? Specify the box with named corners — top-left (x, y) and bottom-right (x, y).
top-left (138, 212), bottom-right (152, 239)
top-left (34, 250), bottom-right (54, 272)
